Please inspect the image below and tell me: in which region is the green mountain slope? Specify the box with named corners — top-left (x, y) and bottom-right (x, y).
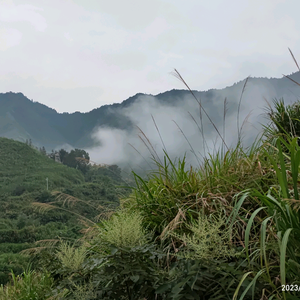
top-left (0, 137), bottom-right (84, 197)
top-left (0, 137), bottom-right (124, 285)
top-left (0, 92), bottom-right (135, 151)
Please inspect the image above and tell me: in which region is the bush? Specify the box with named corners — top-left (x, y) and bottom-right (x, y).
top-left (12, 185), bottom-right (26, 196)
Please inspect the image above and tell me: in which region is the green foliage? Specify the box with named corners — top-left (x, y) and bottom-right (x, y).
top-left (60, 181), bottom-right (119, 209)
top-left (0, 137), bottom-right (85, 197)
top-left (0, 253), bottom-right (29, 286)
top-left (39, 146), bottom-right (47, 155)
top-left (264, 98), bottom-right (300, 140)
top-left (85, 164), bottom-right (123, 184)
top-left (34, 189), bottom-right (55, 203)
top-left (12, 185), bottom-right (26, 196)
top-left (0, 268), bottom-right (65, 300)
top-left (89, 243), bottom-right (163, 300)
top-left (58, 148), bottom-right (68, 163)
top-left (56, 242), bottom-right (87, 271)
top-left (155, 257), bottom-right (264, 300)
top-left (59, 148), bottom-right (90, 174)
top-left (95, 210), bottom-right (149, 249)
top-left (0, 137), bottom-right (127, 287)
top-left (0, 226), bottom-right (37, 243)
top-left (55, 242), bottom-right (163, 300)
top-left (38, 210), bottom-right (162, 299)
top-left (171, 212), bottom-right (236, 261)
top-left (231, 135), bottom-right (300, 299)
top-left (0, 243), bottom-right (32, 254)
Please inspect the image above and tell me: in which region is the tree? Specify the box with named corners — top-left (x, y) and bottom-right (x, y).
top-left (85, 164), bottom-right (122, 183)
top-left (108, 164), bottom-right (122, 181)
top-left (61, 148), bottom-right (90, 174)
top-left (72, 149), bottom-right (90, 174)
top-left (49, 150), bottom-right (55, 160)
top-left (39, 146), bottom-right (47, 155)
top-left (42, 146), bottom-right (46, 155)
top-left (58, 149), bottom-right (68, 164)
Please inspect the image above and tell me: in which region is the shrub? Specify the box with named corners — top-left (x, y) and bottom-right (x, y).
top-left (0, 269), bottom-right (66, 300)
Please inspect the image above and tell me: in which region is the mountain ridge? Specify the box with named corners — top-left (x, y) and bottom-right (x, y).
top-left (1, 71), bottom-right (300, 153)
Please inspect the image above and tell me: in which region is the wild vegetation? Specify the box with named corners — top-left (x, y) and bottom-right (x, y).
top-left (0, 139), bottom-right (131, 286)
top-left (2, 50), bottom-right (300, 299)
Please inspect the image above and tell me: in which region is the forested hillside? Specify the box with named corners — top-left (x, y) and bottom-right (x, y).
top-left (0, 137), bottom-right (130, 285)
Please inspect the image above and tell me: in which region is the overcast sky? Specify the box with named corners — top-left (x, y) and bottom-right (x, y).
top-left (0, 0), bottom-right (300, 114)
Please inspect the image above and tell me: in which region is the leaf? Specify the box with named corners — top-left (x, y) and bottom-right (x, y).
top-left (280, 227), bottom-right (293, 299)
top-left (244, 206), bottom-right (267, 262)
top-left (156, 283), bottom-right (171, 294)
top-left (110, 247), bottom-right (118, 255)
top-left (130, 275), bottom-right (139, 283)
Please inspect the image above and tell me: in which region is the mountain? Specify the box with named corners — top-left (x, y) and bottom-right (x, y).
top-left (0, 92), bottom-right (134, 151)
top-left (1, 71), bottom-right (300, 153)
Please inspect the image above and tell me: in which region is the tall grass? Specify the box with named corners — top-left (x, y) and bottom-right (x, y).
top-left (0, 267), bottom-right (66, 300)
top-left (120, 48), bottom-right (300, 299)
top-left (232, 50), bottom-right (300, 299)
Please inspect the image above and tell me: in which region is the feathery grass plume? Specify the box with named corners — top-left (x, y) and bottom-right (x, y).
top-left (170, 211), bottom-right (236, 261)
top-left (95, 209), bottom-right (149, 249)
top-left (20, 239), bottom-right (61, 256)
top-left (222, 97), bottom-right (228, 158)
top-left (32, 196), bottom-right (97, 227)
top-left (169, 70), bottom-right (207, 157)
top-left (56, 241), bottom-right (87, 271)
top-left (67, 279), bottom-right (97, 300)
top-left (187, 110), bottom-right (209, 159)
top-left (51, 190), bottom-right (111, 215)
top-left (151, 114), bottom-right (168, 154)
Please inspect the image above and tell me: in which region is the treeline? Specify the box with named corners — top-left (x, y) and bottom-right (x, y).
top-left (36, 143), bottom-right (123, 184)
top-left (48, 148), bottom-right (90, 174)
top-left (23, 138), bottom-right (129, 186)
top-left (25, 138), bottom-right (92, 174)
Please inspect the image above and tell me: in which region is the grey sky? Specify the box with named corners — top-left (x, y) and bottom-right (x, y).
top-left (0, 0), bottom-right (300, 113)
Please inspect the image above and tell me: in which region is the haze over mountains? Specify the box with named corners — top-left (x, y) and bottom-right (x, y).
top-left (1, 71), bottom-right (300, 173)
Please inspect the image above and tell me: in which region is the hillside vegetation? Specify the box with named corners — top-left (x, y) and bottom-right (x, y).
top-left (0, 138), bottom-right (128, 286)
